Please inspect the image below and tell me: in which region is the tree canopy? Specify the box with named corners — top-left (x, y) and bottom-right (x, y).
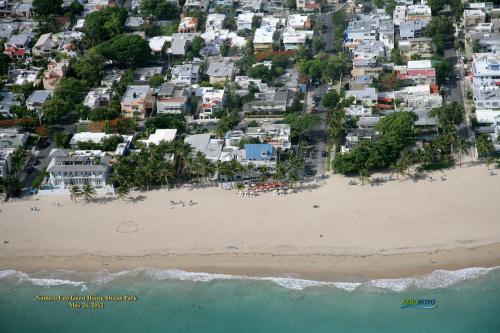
top-left (33, 0), bottom-right (62, 16)
top-left (140, 0), bottom-right (179, 20)
top-left (96, 34), bottom-right (151, 67)
top-left (83, 7), bottom-right (128, 46)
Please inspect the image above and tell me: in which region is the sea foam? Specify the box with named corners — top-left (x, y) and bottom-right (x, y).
top-left (1, 266), bottom-right (498, 292)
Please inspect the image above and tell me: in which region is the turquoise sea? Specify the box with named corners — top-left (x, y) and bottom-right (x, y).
top-left (1, 267), bottom-right (500, 333)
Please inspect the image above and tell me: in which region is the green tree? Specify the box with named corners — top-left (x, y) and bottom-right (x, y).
top-left (190, 36), bottom-right (205, 57)
top-left (0, 42), bottom-right (10, 75)
top-left (83, 7), bottom-right (128, 46)
top-left (0, 177), bottom-right (22, 197)
top-left (42, 98), bottom-right (73, 124)
top-left (65, 0), bottom-right (84, 21)
top-left (283, 112), bottom-right (321, 140)
top-left (115, 184), bottom-right (130, 200)
top-left (455, 137), bottom-right (468, 167)
top-left (70, 185), bottom-right (82, 202)
top-left (476, 134), bottom-right (494, 158)
top-left (73, 50), bottom-right (106, 86)
top-left (148, 74), bottom-right (164, 87)
top-left (424, 17), bottom-right (454, 55)
top-left (140, 0), bottom-right (179, 20)
top-left (96, 34), bottom-right (151, 67)
top-left (145, 114), bottom-right (186, 134)
top-left (11, 146), bottom-right (28, 175)
top-left (54, 78), bottom-right (88, 106)
top-left (82, 184), bottom-right (96, 202)
top-left (33, 0), bottom-right (62, 16)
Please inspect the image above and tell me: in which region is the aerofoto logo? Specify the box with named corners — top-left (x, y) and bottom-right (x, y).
top-left (401, 299), bottom-right (437, 309)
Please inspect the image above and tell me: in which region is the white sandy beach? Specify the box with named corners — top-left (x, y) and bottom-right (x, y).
top-left (1, 163), bottom-right (500, 280)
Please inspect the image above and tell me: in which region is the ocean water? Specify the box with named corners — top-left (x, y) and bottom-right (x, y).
top-left (1, 267), bottom-right (500, 333)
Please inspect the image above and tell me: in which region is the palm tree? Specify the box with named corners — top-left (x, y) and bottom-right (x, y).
top-left (70, 185), bottom-right (82, 202)
top-left (244, 162), bottom-right (255, 183)
top-left (476, 134), bottom-right (494, 159)
top-left (324, 106), bottom-right (347, 157)
top-left (358, 169), bottom-right (370, 185)
top-left (81, 184), bottom-right (96, 203)
top-left (486, 156), bottom-right (496, 171)
top-left (174, 141), bottom-right (194, 179)
top-left (257, 165), bottom-right (269, 182)
top-left (455, 137), bottom-right (468, 167)
top-left (288, 172), bottom-right (300, 188)
top-left (390, 161), bottom-right (404, 180)
top-left (399, 149), bottom-right (415, 175)
top-left (116, 184), bottom-right (130, 201)
top-left (273, 161), bottom-right (287, 181)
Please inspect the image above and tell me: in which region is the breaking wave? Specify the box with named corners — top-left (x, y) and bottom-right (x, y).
top-left (1, 266), bottom-right (498, 292)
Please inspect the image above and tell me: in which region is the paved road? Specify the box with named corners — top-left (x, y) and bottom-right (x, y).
top-left (304, 84), bottom-right (329, 177)
top-left (317, 4), bottom-right (346, 54)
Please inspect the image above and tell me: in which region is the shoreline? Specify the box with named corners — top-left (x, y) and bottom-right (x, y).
top-left (1, 163), bottom-right (500, 282)
top-left (2, 242), bottom-right (500, 281)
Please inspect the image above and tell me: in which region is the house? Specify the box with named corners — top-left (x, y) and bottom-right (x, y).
top-left (0, 148), bottom-right (13, 178)
top-left (184, 133), bottom-right (223, 163)
top-left (13, 3), bottom-right (33, 19)
top-left (183, 0), bottom-right (208, 11)
top-left (246, 123), bottom-right (291, 150)
top-left (134, 67), bottom-right (164, 84)
top-left (198, 88), bottom-right (224, 120)
top-left (464, 9), bottom-right (486, 31)
top-left (353, 40), bottom-right (386, 61)
top-left (399, 37), bottom-right (435, 60)
top-left (46, 150), bottom-right (110, 188)
top-left (26, 90), bottom-right (51, 112)
top-left (239, 0), bottom-right (263, 12)
top-left (43, 59), bottom-right (69, 90)
top-left (287, 14), bottom-right (312, 30)
top-left (3, 33), bottom-right (30, 59)
top-left (282, 28), bottom-right (308, 50)
top-left (242, 143), bottom-right (277, 168)
top-left (405, 5), bottom-right (432, 21)
top-left (346, 87), bottom-right (377, 107)
top-left (171, 61), bottom-right (201, 85)
top-left (399, 19), bottom-right (429, 40)
top-left (0, 92), bottom-right (22, 118)
top-left (341, 128), bottom-right (377, 153)
top-left (237, 13), bottom-right (254, 31)
top-left (471, 53), bottom-right (500, 113)
top-left (169, 33), bottom-right (200, 57)
top-left (206, 14), bottom-right (225, 31)
top-left (83, 88), bottom-right (111, 109)
top-left (156, 82), bottom-right (191, 114)
top-left (243, 89), bottom-right (290, 115)
top-left (0, 128), bottom-right (28, 149)
top-left (120, 85), bottom-right (155, 119)
top-left (140, 129), bottom-right (177, 146)
top-left (178, 16), bottom-right (198, 33)
top-left (253, 26), bottom-right (275, 52)
top-left (69, 132), bottom-right (134, 155)
top-left (216, 0), bottom-right (234, 6)
top-left (296, 0), bottom-right (320, 11)
top-left (395, 66), bottom-right (436, 85)
top-left (124, 16), bottom-right (144, 31)
top-left (395, 84), bottom-right (442, 114)
top-left (7, 68), bottom-right (41, 86)
top-left (206, 60), bottom-right (235, 84)
top-left (149, 36), bottom-right (170, 55)
top-left (32, 33), bottom-right (58, 57)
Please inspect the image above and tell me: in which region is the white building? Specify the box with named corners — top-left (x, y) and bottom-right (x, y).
top-left (140, 129), bottom-right (178, 146)
top-left (46, 150), bottom-right (110, 188)
top-left (471, 53), bottom-right (500, 115)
